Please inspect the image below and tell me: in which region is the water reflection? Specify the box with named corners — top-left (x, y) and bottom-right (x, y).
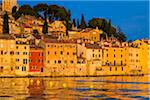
top-left (0, 76), bottom-right (149, 100)
top-left (25, 78), bottom-right (45, 100)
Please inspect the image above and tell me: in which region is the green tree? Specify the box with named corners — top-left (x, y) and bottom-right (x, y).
top-left (42, 19), bottom-right (48, 34)
top-left (12, 6), bottom-right (17, 15)
top-left (88, 18), bottom-right (116, 36)
top-left (13, 4), bottom-right (39, 20)
top-left (80, 14), bottom-right (86, 29)
top-left (115, 26), bottom-right (127, 42)
top-left (42, 11), bottom-right (48, 34)
top-left (3, 12), bottom-right (9, 34)
top-left (77, 18), bottom-right (80, 28)
top-left (73, 18), bottom-right (76, 27)
top-left (33, 3), bottom-right (48, 19)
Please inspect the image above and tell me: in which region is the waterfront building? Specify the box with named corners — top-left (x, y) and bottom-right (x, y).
top-left (0, 35), bottom-right (16, 75)
top-left (126, 47), bottom-right (141, 74)
top-left (29, 46), bottom-right (44, 74)
top-left (15, 35), bottom-right (30, 75)
top-left (43, 39), bottom-right (77, 76)
top-left (77, 42), bottom-right (102, 76)
top-left (132, 39), bottom-right (150, 74)
top-left (101, 44), bottom-right (129, 75)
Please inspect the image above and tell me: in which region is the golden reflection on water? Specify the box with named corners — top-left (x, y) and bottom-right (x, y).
top-left (0, 75), bottom-right (149, 100)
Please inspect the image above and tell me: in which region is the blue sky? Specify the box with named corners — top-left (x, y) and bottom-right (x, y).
top-left (2, 0), bottom-right (150, 40)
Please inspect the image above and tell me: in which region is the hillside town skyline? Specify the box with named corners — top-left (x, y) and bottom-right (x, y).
top-left (15, 0), bottom-right (149, 40)
top-left (0, 0), bottom-right (149, 77)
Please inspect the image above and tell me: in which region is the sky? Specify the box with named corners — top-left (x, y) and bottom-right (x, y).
top-left (2, 0), bottom-right (150, 40)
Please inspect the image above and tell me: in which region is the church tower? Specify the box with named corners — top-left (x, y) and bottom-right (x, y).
top-left (2, 0), bottom-right (17, 13)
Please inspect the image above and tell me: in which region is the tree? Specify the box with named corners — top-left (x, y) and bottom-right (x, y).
top-left (42, 11), bottom-right (48, 34)
top-left (3, 12), bottom-right (9, 34)
top-left (88, 18), bottom-right (116, 36)
top-left (114, 26), bottom-right (127, 42)
top-left (12, 6), bottom-right (17, 15)
top-left (13, 4), bottom-right (39, 20)
top-left (108, 19), bottom-right (112, 37)
top-left (42, 20), bottom-right (48, 34)
top-left (73, 18), bottom-right (76, 27)
top-left (77, 18), bottom-right (80, 28)
top-left (80, 14), bottom-right (86, 29)
top-left (33, 3), bottom-right (48, 19)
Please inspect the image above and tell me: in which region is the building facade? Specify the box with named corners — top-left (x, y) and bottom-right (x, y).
top-left (29, 46), bottom-right (44, 73)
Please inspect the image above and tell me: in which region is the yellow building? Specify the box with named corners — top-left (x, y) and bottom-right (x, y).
top-left (69, 28), bottom-right (103, 42)
top-left (126, 47), bottom-right (142, 74)
top-left (14, 35), bottom-right (30, 76)
top-left (2, 0), bottom-right (17, 13)
top-left (77, 43), bottom-right (102, 76)
top-left (48, 21), bottom-right (66, 33)
top-left (102, 45), bottom-right (130, 75)
top-left (132, 39), bottom-right (150, 74)
top-left (43, 39), bottom-right (77, 76)
top-left (0, 35), bottom-right (16, 75)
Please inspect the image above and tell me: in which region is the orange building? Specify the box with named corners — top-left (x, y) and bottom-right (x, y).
top-left (29, 46), bottom-right (44, 73)
top-left (43, 39), bottom-right (77, 76)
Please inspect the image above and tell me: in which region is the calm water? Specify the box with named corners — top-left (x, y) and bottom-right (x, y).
top-left (0, 75), bottom-right (149, 100)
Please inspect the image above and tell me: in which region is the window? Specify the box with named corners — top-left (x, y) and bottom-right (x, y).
top-left (11, 67), bottom-right (13, 71)
top-left (24, 46), bottom-right (26, 49)
top-left (110, 67), bottom-right (112, 71)
top-left (121, 61), bottom-right (123, 65)
top-left (16, 46), bottom-right (18, 49)
top-left (32, 66), bottom-right (37, 70)
top-left (114, 61), bottom-right (116, 66)
top-left (1, 51), bottom-right (3, 55)
top-left (73, 52), bottom-right (76, 55)
top-left (48, 51), bottom-right (50, 55)
top-left (55, 51), bottom-right (57, 55)
top-left (67, 52), bottom-right (69, 55)
top-left (136, 54), bottom-right (138, 57)
top-left (114, 54), bottom-right (116, 57)
top-left (70, 60), bottom-right (74, 64)
top-left (115, 67), bottom-right (117, 71)
top-left (15, 66), bottom-right (19, 70)
top-left (23, 59), bottom-right (28, 64)
top-left (122, 67), bottom-right (123, 71)
top-left (54, 60), bottom-right (56, 64)
top-left (23, 52), bottom-right (27, 55)
top-left (93, 54), bottom-right (94, 57)
top-left (10, 51), bottom-right (14, 55)
top-left (47, 60), bottom-right (50, 63)
top-left (22, 66), bottom-right (26, 71)
top-left (0, 66), bottom-right (3, 72)
top-left (121, 55), bottom-right (122, 58)
top-left (99, 54), bottom-right (101, 57)
top-left (58, 60), bottom-right (61, 64)
top-left (60, 51), bottom-right (63, 55)
top-left (16, 59), bottom-right (19, 62)
top-left (107, 54), bottom-right (108, 57)
top-left (16, 52), bottom-right (19, 55)
top-left (64, 60), bottom-right (67, 64)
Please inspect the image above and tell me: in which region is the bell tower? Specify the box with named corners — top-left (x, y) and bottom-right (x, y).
top-left (2, 0), bottom-right (17, 13)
